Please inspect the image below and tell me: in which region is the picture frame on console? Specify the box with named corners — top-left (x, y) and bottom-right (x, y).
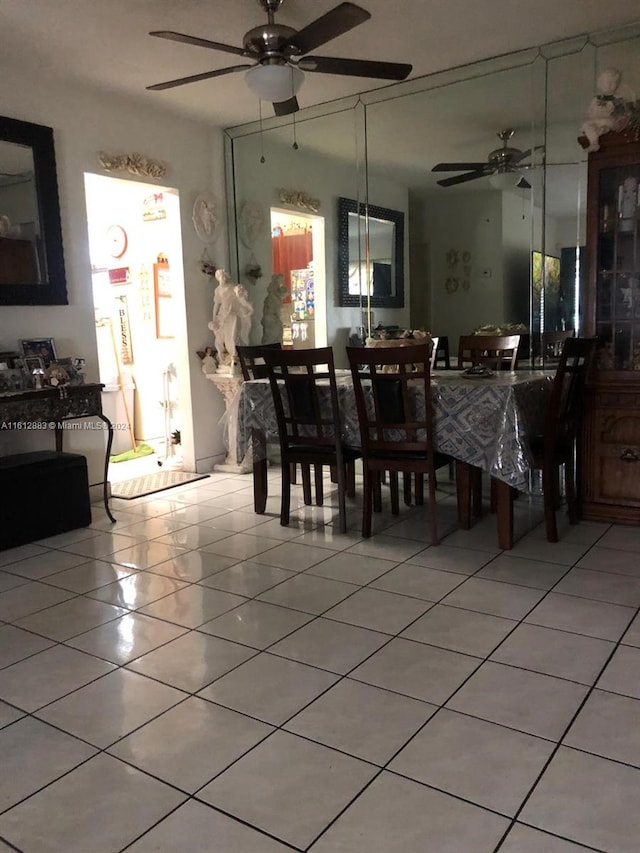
top-left (21, 338), bottom-right (57, 366)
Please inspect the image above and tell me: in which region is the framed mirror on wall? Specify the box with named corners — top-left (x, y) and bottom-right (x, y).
top-left (0, 116), bottom-right (67, 305)
top-left (337, 197), bottom-right (404, 308)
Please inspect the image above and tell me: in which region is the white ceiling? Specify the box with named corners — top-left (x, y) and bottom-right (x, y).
top-left (0, 0), bottom-right (638, 130)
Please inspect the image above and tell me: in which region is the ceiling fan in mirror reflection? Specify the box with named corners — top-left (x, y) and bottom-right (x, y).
top-left (145, 1), bottom-right (412, 116)
top-left (432, 129), bottom-right (544, 189)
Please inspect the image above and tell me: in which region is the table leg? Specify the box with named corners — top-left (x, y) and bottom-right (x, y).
top-left (456, 461), bottom-right (472, 530)
top-left (494, 478), bottom-right (514, 550)
top-left (54, 426), bottom-right (63, 452)
top-left (252, 428), bottom-right (268, 514)
top-left (98, 414), bottom-right (116, 523)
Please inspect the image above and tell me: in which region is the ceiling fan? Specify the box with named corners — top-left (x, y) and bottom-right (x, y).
top-left (146, 0), bottom-right (412, 116)
top-left (431, 129), bottom-right (544, 189)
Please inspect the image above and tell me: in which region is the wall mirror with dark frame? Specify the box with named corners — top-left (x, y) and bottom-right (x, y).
top-left (225, 23), bottom-right (639, 362)
top-left (338, 197), bottom-right (404, 308)
top-left (0, 116), bottom-right (67, 305)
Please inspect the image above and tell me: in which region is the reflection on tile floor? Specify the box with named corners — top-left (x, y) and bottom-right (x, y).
top-left (0, 468), bottom-right (638, 852)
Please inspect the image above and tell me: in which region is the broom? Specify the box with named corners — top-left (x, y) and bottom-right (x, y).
top-left (96, 316), bottom-right (154, 463)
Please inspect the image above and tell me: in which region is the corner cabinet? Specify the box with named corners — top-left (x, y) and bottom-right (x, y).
top-left (581, 128), bottom-right (640, 523)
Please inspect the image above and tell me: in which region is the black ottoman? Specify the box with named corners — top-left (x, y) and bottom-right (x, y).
top-left (0, 451), bottom-right (92, 550)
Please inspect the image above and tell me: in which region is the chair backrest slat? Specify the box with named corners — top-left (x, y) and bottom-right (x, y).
top-left (263, 346), bottom-right (344, 456)
top-left (458, 334), bottom-right (521, 371)
top-left (347, 344), bottom-right (435, 455)
top-left (236, 343), bottom-right (282, 381)
top-left (545, 337), bottom-right (596, 446)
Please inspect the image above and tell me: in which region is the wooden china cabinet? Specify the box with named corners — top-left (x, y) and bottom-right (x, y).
top-left (581, 125), bottom-right (640, 523)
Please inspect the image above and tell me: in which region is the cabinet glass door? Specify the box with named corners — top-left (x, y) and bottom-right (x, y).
top-left (595, 164), bottom-right (640, 370)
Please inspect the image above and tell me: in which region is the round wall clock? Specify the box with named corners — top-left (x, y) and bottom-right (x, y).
top-left (105, 224), bottom-right (128, 259)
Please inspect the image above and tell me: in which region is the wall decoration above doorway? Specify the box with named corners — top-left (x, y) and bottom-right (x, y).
top-left (192, 192), bottom-right (218, 243)
top-left (278, 188), bottom-right (321, 213)
top-left (98, 150), bottom-right (167, 180)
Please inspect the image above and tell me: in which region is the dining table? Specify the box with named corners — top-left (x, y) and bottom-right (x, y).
top-left (234, 368), bottom-right (554, 550)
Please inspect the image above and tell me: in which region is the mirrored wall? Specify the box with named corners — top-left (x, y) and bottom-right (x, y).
top-left (225, 23), bottom-right (640, 365)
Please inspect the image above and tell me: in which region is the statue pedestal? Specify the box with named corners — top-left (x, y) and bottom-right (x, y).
top-left (205, 373), bottom-right (252, 474)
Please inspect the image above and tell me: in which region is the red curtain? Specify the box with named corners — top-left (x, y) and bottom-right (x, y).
top-left (272, 231), bottom-right (313, 301)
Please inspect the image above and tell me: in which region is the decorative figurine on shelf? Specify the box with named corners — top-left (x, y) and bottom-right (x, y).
top-left (619, 175), bottom-right (638, 233)
top-left (200, 346), bottom-right (217, 375)
top-left (208, 268), bottom-right (254, 372)
top-left (261, 273), bottom-right (288, 344)
top-left (580, 68), bottom-right (635, 153)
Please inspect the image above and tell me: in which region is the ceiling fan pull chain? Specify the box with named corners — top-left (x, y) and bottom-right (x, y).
top-left (292, 108), bottom-right (299, 151)
top-left (259, 100), bottom-right (266, 164)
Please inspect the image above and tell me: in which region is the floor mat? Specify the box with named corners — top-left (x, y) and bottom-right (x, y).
top-left (110, 471), bottom-right (209, 500)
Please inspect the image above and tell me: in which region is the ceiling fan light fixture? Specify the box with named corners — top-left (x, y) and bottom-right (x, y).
top-left (245, 63), bottom-right (304, 102)
top-left (489, 171), bottom-right (523, 191)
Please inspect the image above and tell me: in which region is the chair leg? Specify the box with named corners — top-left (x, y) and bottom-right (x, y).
top-left (389, 471), bottom-right (400, 515)
top-left (542, 462), bottom-right (559, 542)
top-left (329, 465), bottom-right (338, 483)
top-left (281, 460), bottom-right (291, 526)
top-left (290, 463), bottom-right (297, 484)
top-left (362, 469), bottom-right (373, 537)
top-left (314, 464), bottom-right (324, 506)
top-left (428, 464), bottom-right (440, 545)
top-left (336, 461), bottom-right (347, 534)
top-left (301, 465), bottom-right (312, 505)
top-left (373, 472), bottom-right (382, 513)
top-left (403, 473), bottom-right (412, 506)
top-left (415, 474), bottom-right (424, 505)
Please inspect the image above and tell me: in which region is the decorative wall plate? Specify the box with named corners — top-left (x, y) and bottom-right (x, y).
top-left (238, 200), bottom-right (266, 249)
top-left (192, 192), bottom-right (218, 243)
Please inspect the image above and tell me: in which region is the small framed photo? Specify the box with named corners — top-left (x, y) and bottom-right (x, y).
top-left (24, 355), bottom-right (45, 372)
top-left (20, 338), bottom-right (57, 366)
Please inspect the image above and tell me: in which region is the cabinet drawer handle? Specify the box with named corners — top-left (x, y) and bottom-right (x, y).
top-left (620, 448), bottom-right (639, 463)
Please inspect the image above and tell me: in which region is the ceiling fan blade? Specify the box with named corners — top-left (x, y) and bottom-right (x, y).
top-left (436, 170), bottom-right (487, 188)
top-left (149, 30), bottom-right (247, 57)
top-left (273, 96), bottom-right (299, 116)
top-left (146, 64), bottom-right (252, 91)
top-left (286, 3), bottom-right (370, 55)
top-left (299, 55), bottom-right (411, 80)
top-left (432, 162), bottom-right (488, 173)
top-left (514, 144), bottom-right (545, 162)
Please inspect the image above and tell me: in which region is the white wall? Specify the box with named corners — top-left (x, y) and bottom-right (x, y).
top-left (420, 189), bottom-right (505, 345)
top-left (0, 65), bottom-right (228, 481)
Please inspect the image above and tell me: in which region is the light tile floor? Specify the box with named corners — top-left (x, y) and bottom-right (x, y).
top-left (0, 469), bottom-right (639, 852)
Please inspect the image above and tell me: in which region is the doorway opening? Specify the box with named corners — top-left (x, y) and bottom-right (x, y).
top-left (271, 208), bottom-right (326, 349)
top-left (84, 173), bottom-right (186, 484)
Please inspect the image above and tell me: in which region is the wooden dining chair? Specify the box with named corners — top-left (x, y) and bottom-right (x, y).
top-left (458, 334), bottom-right (521, 371)
top-left (431, 335), bottom-right (451, 370)
top-left (236, 343), bottom-right (281, 381)
top-left (529, 336), bottom-right (596, 541)
top-left (237, 342), bottom-right (318, 494)
top-left (542, 330), bottom-right (576, 363)
top-left (347, 344), bottom-right (452, 544)
top-left (263, 346), bottom-right (360, 533)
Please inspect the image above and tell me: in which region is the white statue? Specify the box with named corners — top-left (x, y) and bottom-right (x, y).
top-left (208, 268), bottom-right (253, 370)
top-left (261, 273), bottom-right (288, 344)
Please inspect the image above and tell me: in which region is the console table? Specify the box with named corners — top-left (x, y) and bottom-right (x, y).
top-left (0, 383), bottom-right (115, 522)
